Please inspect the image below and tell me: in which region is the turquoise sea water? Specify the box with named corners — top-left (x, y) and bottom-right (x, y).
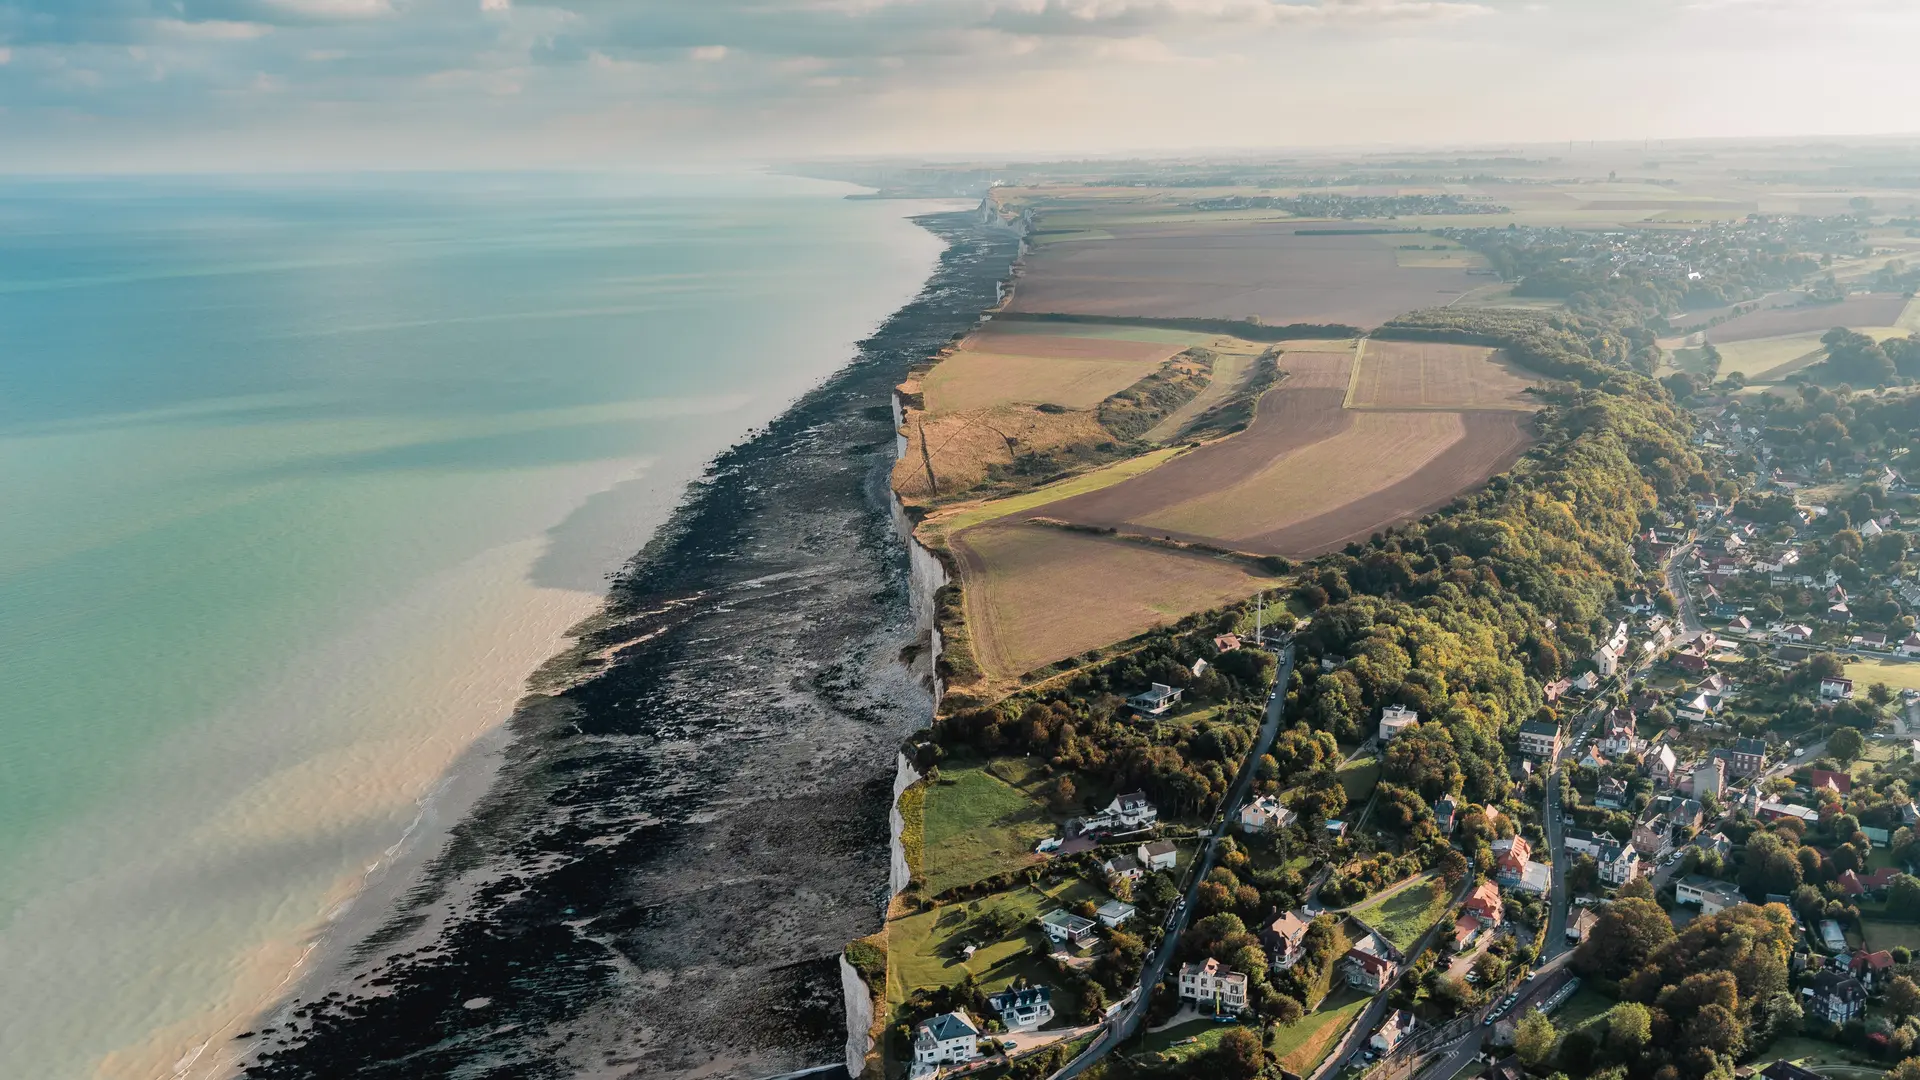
top-left (0, 173), bottom-right (951, 1078)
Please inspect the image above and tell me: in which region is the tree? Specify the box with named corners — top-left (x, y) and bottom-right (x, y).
top-left (1891, 976), bottom-right (1920, 1022)
top-left (1560, 1029), bottom-right (1598, 1073)
top-left (1608, 1001), bottom-right (1652, 1054)
top-left (1831, 727), bottom-right (1866, 762)
top-left (1048, 776), bottom-right (1078, 814)
top-left (1576, 897), bottom-right (1676, 979)
top-left (1213, 1026), bottom-right (1266, 1080)
top-left (1890, 1057), bottom-right (1920, 1080)
top-left (1872, 683), bottom-right (1897, 709)
top-left (1685, 1002), bottom-right (1745, 1058)
top-left (1516, 1010), bottom-right (1558, 1068)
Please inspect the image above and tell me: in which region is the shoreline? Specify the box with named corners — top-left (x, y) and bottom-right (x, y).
top-left (230, 207), bottom-right (1021, 1080)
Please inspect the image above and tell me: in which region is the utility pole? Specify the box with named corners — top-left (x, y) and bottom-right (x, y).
top-left (1255, 592), bottom-right (1264, 645)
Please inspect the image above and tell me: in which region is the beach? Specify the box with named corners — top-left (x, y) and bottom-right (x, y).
top-left (0, 173), bottom-right (974, 1079)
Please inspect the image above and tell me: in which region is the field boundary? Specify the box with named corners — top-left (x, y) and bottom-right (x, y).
top-left (997, 311), bottom-right (1365, 342)
top-left (1341, 336), bottom-right (1370, 409)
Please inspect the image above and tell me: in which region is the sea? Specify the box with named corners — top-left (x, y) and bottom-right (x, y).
top-left (0, 171), bottom-right (961, 1080)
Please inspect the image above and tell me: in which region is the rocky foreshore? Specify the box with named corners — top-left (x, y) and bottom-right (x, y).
top-left (238, 211), bottom-right (1021, 1080)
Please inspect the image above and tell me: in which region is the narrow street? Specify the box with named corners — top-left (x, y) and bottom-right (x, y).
top-left (1049, 642), bottom-right (1295, 1080)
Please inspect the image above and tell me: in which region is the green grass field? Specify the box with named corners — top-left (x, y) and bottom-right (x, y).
top-left (1267, 989), bottom-right (1370, 1074)
top-left (1554, 988), bottom-right (1617, 1039)
top-left (1351, 875), bottom-right (1450, 952)
top-left (1861, 918), bottom-right (1920, 953)
top-left (1844, 658), bottom-right (1920, 693)
top-left (1762, 1034), bottom-right (1882, 1074)
top-left (1337, 757), bottom-right (1381, 803)
top-left (884, 878), bottom-right (1103, 1007)
top-left (921, 759), bottom-right (1059, 896)
top-left (1136, 1018), bottom-right (1243, 1064)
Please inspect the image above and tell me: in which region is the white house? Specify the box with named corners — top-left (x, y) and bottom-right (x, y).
top-left (1104, 791), bottom-right (1160, 828)
top-left (1038, 910), bottom-right (1099, 950)
top-left (1127, 683), bottom-right (1182, 716)
top-left (1137, 840), bottom-right (1178, 872)
top-left (1378, 704), bottom-right (1420, 742)
top-left (1239, 794), bottom-right (1295, 834)
top-left (1595, 840), bottom-right (1642, 886)
top-left (1100, 854), bottom-right (1143, 883)
top-left (914, 1012), bottom-right (981, 1067)
top-left (1177, 958), bottom-right (1249, 1012)
top-left (1372, 1010), bottom-right (1417, 1053)
top-left (1095, 900), bottom-right (1136, 928)
top-left (1675, 875), bottom-right (1744, 915)
top-left (986, 987), bottom-right (1054, 1032)
top-left (1820, 677), bottom-right (1854, 701)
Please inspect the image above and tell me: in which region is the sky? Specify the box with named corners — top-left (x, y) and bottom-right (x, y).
top-left (1, 0), bottom-right (1918, 171)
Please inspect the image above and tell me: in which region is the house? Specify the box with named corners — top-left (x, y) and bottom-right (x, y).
top-left (1238, 794), bottom-right (1294, 834)
top-left (1763, 1061), bottom-right (1830, 1080)
top-left (1378, 704), bottom-right (1420, 742)
top-left (1902, 633), bottom-right (1920, 657)
top-left (1566, 908), bottom-right (1599, 944)
top-left (1862, 632), bottom-right (1889, 650)
top-left (1827, 602), bottom-right (1851, 623)
top-left (1261, 911), bottom-right (1311, 967)
top-left (1434, 797), bottom-right (1458, 835)
top-left (1371, 1009), bottom-right (1417, 1054)
top-left (1779, 624), bottom-right (1815, 642)
top-left (1564, 827), bottom-right (1604, 858)
top-left (1757, 799), bottom-right (1820, 824)
top-left (1464, 880), bottom-right (1504, 925)
top-left (1692, 758), bottom-right (1726, 799)
top-left (1819, 676), bottom-right (1855, 701)
top-left (1806, 971), bottom-right (1867, 1024)
top-left (1485, 1056), bottom-right (1528, 1080)
top-left (1596, 839), bottom-right (1642, 886)
top-left (986, 987), bottom-right (1054, 1032)
top-left (1518, 720), bottom-right (1563, 759)
top-left (1136, 840), bottom-right (1178, 873)
top-left (1095, 900), bottom-right (1136, 928)
top-left (1600, 709), bottom-right (1644, 756)
top-left (1851, 949), bottom-right (1897, 987)
top-left (1579, 747), bottom-right (1610, 771)
top-left (1649, 744), bottom-right (1681, 786)
top-left (1514, 860), bottom-right (1553, 896)
top-left (1493, 835), bottom-right (1532, 884)
top-left (1325, 819), bottom-right (1349, 840)
top-left (1102, 792), bottom-right (1158, 830)
top-left (1544, 678), bottom-right (1573, 703)
top-left (1213, 634), bottom-right (1241, 653)
top-left (913, 1011), bottom-right (982, 1067)
top-left (1675, 651), bottom-right (1711, 676)
top-left (1810, 769), bottom-right (1852, 795)
top-left (1675, 875), bottom-right (1745, 915)
top-left (1100, 854), bottom-right (1143, 883)
top-left (1038, 910), bottom-right (1099, 950)
top-left (1728, 737), bottom-right (1767, 778)
top-left (1730, 615), bottom-right (1752, 631)
top-left (1452, 913), bottom-right (1484, 952)
top-left (1677, 690), bottom-right (1722, 722)
top-left (1596, 776), bottom-right (1629, 810)
top-left (1342, 933), bottom-right (1400, 992)
top-left (1820, 919), bottom-right (1849, 951)
top-left (1127, 683), bottom-right (1183, 716)
top-left (1632, 814), bottom-right (1672, 858)
top-left (1177, 958), bottom-right (1249, 1012)
top-left (1838, 868), bottom-right (1901, 897)
top-left (1693, 831), bottom-right (1733, 860)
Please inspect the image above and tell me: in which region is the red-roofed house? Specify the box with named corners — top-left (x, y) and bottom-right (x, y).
top-left (1852, 949), bottom-right (1897, 987)
top-left (1452, 913), bottom-right (1484, 952)
top-left (1464, 881), bottom-right (1504, 926)
top-left (1811, 769), bottom-right (1853, 795)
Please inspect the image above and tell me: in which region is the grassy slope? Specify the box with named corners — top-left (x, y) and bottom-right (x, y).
top-left (885, 878), bottom-right (1103, 1008)
top-left (1267, 989), bottom-right (1371, 1074)
top-left (1351, 875), bottom-right (1450, 952)
top-left (921, 759), bottom-right (1057, 896)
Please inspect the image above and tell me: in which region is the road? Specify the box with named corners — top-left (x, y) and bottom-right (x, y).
top-left (1666, 542), bottom-right (1705, 637)
top-left (1414, 950), bottom-right (1579, 1080)
top-left (1049, 642), bottom-right (1295, 1080)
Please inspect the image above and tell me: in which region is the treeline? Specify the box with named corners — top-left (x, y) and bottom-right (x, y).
top-left (996, 312), bottom-right (1363, 342)
top-left (1375, 307), bottom-right (1661, 382)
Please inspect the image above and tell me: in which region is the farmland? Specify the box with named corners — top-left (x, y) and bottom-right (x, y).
top-left (1345, 340), bottom-right (1536, 411)
top-left (921, 326), bottom-right (1193, 414)
top-left (1005, 223), bottom-right (1488, 329)
top-left (951, 522), bottom-right (1285, 682)
top-left (1707, 294), bottom-right (1911, 342)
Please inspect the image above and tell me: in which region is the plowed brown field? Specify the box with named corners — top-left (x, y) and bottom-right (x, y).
top-left (1346, 340), bottom-right (1536, 411)
top-left (1005, 225), bottom-right (1481, 328)
top-left (1709, 295), bottom-right (1910, 342)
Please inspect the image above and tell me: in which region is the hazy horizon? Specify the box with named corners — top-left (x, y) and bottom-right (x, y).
top-left (3, 0), bottom-right (1919, 171)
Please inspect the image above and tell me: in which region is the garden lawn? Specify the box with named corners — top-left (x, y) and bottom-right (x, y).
top-left (884, 879), bottom-right (1105, 1007)
top-left (1861, 918), bottom-right (1920, 953)
top-left (1554, 988), bottom-right (1617, 1040)
top-left (921, 758), bottom-right (1058, 896)
top-left (1136, 1018), bottom-right (1243, 1064)
top-left (1844, 658), bottom-right (1920, 694)
top-left (1762, 1035), bottom-right (1881, 1074)
top-left (1267, 989), bottom-right (1370, 1075)
top-left (1337, 758), bottom-right (1381, 803)
top-left (1351, 875), bottom-right (1450, 952)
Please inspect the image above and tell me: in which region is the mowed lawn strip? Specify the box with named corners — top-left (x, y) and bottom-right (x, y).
top-left (1351, 875), bottom-right (1450, 952)
top-left (1861, 918), bottom-right (1920, 953)
top-left (937, 447), bottom-right (1187, 533)
top-left (921, 758), bottom-right (1058, 896)
top-left (1267, 989), bottom-right (1371, 1075)
top-left (1136, 1018), bottom-right (1243, 1064)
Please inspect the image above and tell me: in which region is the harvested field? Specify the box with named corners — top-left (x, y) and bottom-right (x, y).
top-left (1346, 340), bottom-right (1536, 411)
top-left (953, 523), bottom-right (1282, 680)
top-left (891, 406), bottom-right (1110, 502)
top-left (1035, 385), bottom-right (1532, 558)
top-left (1710, 326), bottom-right (1914, 382)
top-left (1708, 295), bottom-right (1910, 342)
top-left (1139, 411), bottom-right (1467, 538)
top-left (1006, 224), bottom-right (1481, 329)
top-left (922, 349), bottom-right (1165, 413)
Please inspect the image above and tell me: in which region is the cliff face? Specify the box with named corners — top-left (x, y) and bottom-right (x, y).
top-left (240, 213), bottom-right (1021, 1080)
